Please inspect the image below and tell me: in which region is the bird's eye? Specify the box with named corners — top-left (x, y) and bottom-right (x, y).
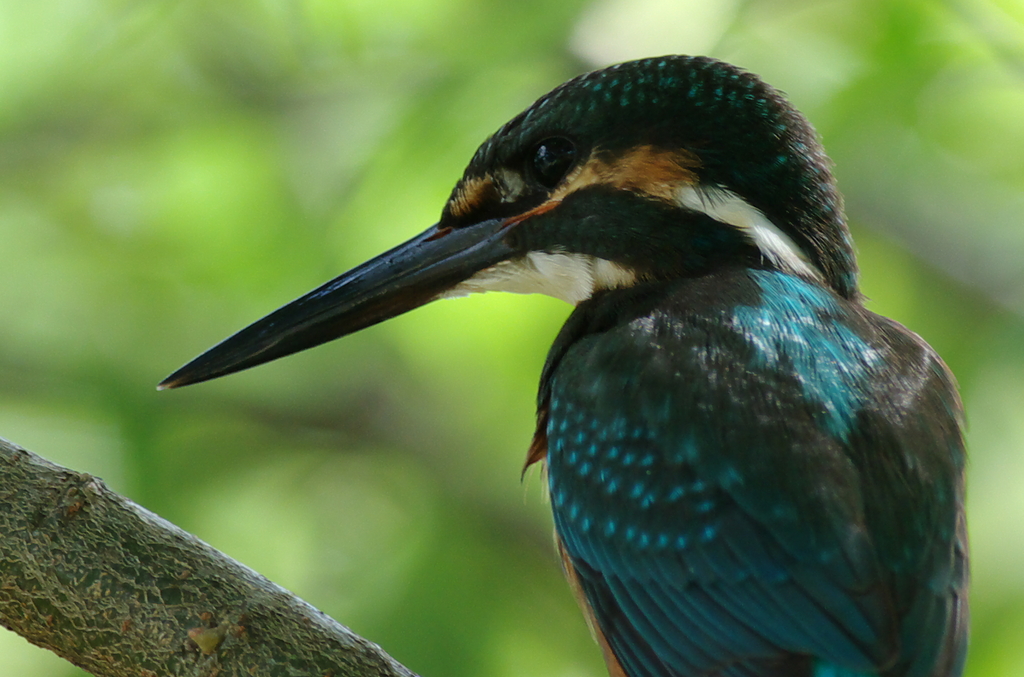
top-left (530, 137), bottom-right (577, 188)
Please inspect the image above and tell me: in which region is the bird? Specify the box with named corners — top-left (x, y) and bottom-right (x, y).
top-left (160, 55), bottom-right (968, 677)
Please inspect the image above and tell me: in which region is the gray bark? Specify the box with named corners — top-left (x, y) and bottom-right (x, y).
top-left (0, 436), bottom-right (417, 677)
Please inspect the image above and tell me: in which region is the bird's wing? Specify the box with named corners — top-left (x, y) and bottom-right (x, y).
top-left (540, 275), bottom-right (966, 677)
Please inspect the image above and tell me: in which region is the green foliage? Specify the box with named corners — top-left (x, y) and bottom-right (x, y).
top-left (1, 1), bottom-right (1022, 675)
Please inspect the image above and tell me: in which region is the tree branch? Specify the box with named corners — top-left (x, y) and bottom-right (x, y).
top-left (0, 437), bottom-right (417, 677)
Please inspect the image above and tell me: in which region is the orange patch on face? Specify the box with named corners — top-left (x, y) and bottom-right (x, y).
top-left (447, 175), bottom-right (497, 218)
top-left (449, 146), bottom-right (696, 227)
top-left (554, 145), bottom-right (700, 203)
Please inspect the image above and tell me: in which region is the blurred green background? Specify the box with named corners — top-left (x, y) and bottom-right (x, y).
top-left (1, 0), bottom-right (1023, 675)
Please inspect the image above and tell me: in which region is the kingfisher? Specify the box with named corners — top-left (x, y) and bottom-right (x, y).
top-left (160, 56), bottom-right (968, 677)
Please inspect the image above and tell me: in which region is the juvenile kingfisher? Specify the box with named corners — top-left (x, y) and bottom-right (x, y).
top-left (161, 56), bottom-right (968, 677)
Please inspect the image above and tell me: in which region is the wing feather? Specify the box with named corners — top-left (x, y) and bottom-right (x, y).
top-left (541, 273), bottom-right (966, 676)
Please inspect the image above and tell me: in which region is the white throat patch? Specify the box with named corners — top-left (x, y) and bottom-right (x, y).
top-left (676, 184), bottom-right (821, 280)
top-left (442, 252), bottom-right (638, 305)
top-left (440, 184), bottom-right (821, 307)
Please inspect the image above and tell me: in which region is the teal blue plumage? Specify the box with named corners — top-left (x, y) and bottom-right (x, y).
top-left (161, 55), bottom-right (969, 677)
top-left (542, 270), bottom-right (967, 677)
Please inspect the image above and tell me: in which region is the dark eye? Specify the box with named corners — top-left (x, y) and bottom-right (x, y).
top-left (530, 137), bottom-right (576, 188)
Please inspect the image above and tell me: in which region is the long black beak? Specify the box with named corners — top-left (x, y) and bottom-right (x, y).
top-left (159, 218), bottom-right (515, 389)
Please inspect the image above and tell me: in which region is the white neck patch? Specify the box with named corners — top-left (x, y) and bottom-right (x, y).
top-left (442, 252), bottom-right (638, 305)
top-left (440, 184), bottom-right (821, 306)
top-left (676, 184), bottom-right (821, 281)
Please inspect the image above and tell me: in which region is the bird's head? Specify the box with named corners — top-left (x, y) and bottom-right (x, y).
top-left (160, 55), bottom-right (857, 389)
